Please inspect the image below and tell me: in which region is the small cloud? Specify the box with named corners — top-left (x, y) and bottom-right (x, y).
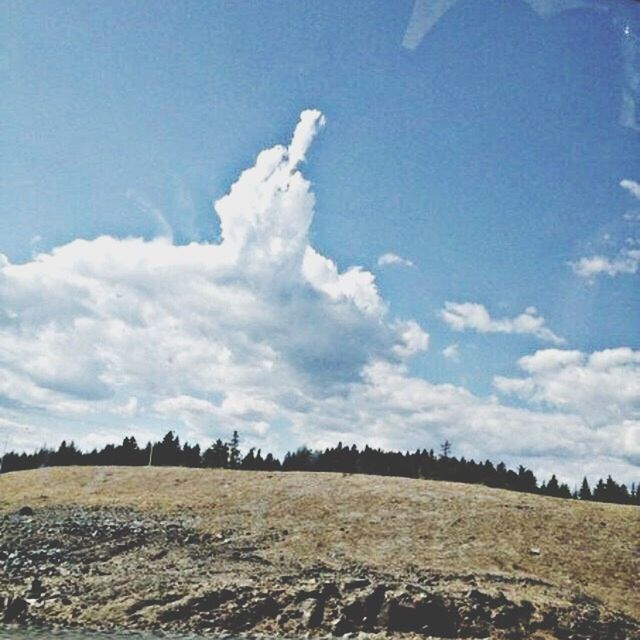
top-left (620, 179), bottom-right (640, 200)
top-left (618, 21), bottom-right (640, 133)
top-left (442, 343), bottom-right (459, 362)
top-left (440, 302), bottom-right (565, 345)
top-left (377, 253), bottom-right (415, 268)
top-left (570, 249), bottom-right (640, 279)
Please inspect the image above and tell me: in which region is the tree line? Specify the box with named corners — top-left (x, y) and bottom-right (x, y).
top-left (1, 431), bottom-right (637, 506)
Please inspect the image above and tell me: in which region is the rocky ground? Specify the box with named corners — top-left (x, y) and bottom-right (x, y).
top-left (0, 467), bottom-right (638, 639)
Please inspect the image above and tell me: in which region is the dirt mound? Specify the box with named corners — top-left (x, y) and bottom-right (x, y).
top-left (0, 467), bottom-right (638, 638)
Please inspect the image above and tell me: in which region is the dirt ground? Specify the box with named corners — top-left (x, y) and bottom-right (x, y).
top-left (0, 466), bottom-right (638, 637)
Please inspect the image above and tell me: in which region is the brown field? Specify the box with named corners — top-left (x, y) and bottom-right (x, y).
top-left (1, 465), bottom-right (638, 622)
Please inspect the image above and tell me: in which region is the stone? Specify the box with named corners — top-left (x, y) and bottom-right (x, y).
top-left (18, 506), bottom-right (34, 517)
top-left (377, 592), bottom-right (460, 637)
top-left (331, 614), bottom-right (352, 636)
top-left (300, 597), bottom-right (324, 628)
top-left (321, 580), bottom-right (341, 600)
top-left (28, 577), bottom-right (43, 598)
top-left (342, 578), bottom-right (370, 591)
top-left (359, 585), bottom-right (387, 629)
top-left (491, 601), bottom-right (533, 630)
top-left (3, 597), bottom-right (28, 622)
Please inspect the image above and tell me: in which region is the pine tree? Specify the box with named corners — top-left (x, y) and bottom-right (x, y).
top-left (228, 430), bottom-right (240, 469)
top-left (545, 474), bottom-right (561, 497)
top-left (579, 477), bottom-right (592, 501)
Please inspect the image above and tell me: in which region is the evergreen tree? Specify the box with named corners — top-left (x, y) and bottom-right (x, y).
top-left (228, 430), bottom-right (241, 469)
top-left (155, 431), bottom-right (182, 466)
top-left (545, 474), bottom-right (561, 498)
top-left (579, 477), bottom-right (592, 501)
top-left (1, 429), bottom-right (637, 507)
top-left (203, 439), bottom-right (229, 468)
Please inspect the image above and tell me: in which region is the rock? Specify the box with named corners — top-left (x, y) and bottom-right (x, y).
top-left (459, 618), bottom-right (492, 638)
top-left (377, 592), bottom-right (459, 637)
top-left (331, 614), bottom-right (352, 636)
top-left (529, 547), bottom-right (541, 555)
top-left (28, 577), bottom-right (43, 598)
top-left (300, 597), bottom-right (324, 628)
top-left (321, 580), bottom-right (341, 600)
top-left (3, 597), bottom-right (28, 622)
top-left (342, 584), bottom-right (387, 629)
top-left (18, 506), bottom-right (34, 517)
top-left (377, 595), bottom-right (420, 632)
top-left (342, 598), bottom-right (365, 625)
top-left (342, 578), bottom-right (370, 591)
top-left (491, 601), bottom-right (533, 629)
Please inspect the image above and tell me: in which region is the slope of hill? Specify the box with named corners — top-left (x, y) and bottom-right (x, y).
top-left (0, 467), bottom-right (638, 638)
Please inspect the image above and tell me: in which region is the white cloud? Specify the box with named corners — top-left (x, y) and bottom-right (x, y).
top-left (0, 110), bottom-right (425, 447)
top-left (442, 343), bottom-right (459, 361)
top-left (570, 181), bottom-right (640, 279)
top-left (0, 111), bottom-right (637, 484)
top-left (619, 24), bottom-right (640, 132)
top-left (440, 302), bottom-right (565, 345)
top-left (570, 249), bottom-right (640, 279)
top-left (620, 178), bottom-right (640, 200)
top-left (494, 348), bottom-right (640, 427)
top-left (377, 253), bottom-right (415, 268)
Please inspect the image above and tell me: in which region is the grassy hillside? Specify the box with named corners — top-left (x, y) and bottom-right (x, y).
top-left (1, 465), bottom-right (638, 620)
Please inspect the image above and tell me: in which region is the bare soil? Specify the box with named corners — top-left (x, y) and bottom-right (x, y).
top-left (0, 466), bottom-right (638, 638)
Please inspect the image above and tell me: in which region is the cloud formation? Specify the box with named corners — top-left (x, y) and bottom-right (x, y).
top-left (620, 179), bottom-right (640, 200)
top-left (570, 249), bottom-right (640, 279)
top-left (440, 302), bottom-right (565, 345)
top-left (494, 348), bottom-right (640, 464)
top-left (0, 111), bottom-right (637, 483)
top-left (0, 111), bottom-right (424, 445)
top-left (441, 344), bottom-right (459, 362)
top-left (569, 179), bottom-right (640, 280)
top-left (377, 253), bottom-right (415, 268)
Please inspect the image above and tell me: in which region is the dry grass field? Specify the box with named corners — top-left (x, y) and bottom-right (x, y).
top-left (1, 465), bottom-right (638, 623)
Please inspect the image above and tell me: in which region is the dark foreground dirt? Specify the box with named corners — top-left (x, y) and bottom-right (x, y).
top-left (0, 467), bottom-right (638, 639)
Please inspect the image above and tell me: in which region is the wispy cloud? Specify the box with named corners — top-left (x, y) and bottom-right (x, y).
top-left (440, 302), bottom-right (565, 345)
top-left (442, 343), bottom-right (459, 362)
top-left (570, 179), bottom-right (640, 279)
top-left (125, 189), bottom-right (173, 240)
top-left (377, 252), bottom-right (415, 268)
top-left (619, 20), bottom-right (640, 132)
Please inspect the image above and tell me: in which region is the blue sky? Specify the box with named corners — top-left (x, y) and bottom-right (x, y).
top-left (1, 0), bottom-right (639, 484)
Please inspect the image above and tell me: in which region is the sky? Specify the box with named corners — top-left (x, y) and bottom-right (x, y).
top-left (1, 0), bottom-right (639, 485)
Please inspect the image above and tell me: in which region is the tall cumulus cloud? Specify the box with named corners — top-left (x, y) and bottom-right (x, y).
top-left (0, 111), bottom-right (638, 483)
